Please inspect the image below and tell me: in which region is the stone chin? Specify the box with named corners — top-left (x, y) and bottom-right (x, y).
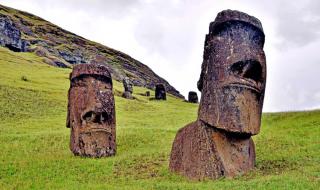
top-left (199, 84), bottom-right (264, 136)
top-left (79, 130), bottom-right (115, 157)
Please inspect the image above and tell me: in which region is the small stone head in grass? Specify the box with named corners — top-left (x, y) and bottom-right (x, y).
top-left (66, 64), bottom-right (116, 158)
top-left (122, 77), bottom-right (133, 99)
top-left (155, 84), bottom-right (166, 100)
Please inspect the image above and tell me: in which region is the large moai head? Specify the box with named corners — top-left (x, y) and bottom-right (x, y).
top-left (197, 10), bottom-right (266, 135)
top-left (66, 64), bottom-right (116, 157)
top-left (155, 84), bottom-right (166, 100)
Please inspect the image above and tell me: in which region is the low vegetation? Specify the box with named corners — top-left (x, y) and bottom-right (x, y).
top-left (0, 47), bottom-right (319, 189)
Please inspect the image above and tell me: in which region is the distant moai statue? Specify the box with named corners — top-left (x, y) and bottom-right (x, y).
top-left (188, 91), bottom-right (198, 103)
top-left (145, 91), bottom-right (150, 97)
top-left (155, 84), bottom-right (166, 100)
top-left (122, 77), bottom-right (133, 99)
top-left (169, 10), bottom-right (266, 180)
top-left (66, 64), bottom-right (116, 158)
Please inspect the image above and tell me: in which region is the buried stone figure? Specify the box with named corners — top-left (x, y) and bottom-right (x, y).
top-left (122, 77), bottom-right (133, 99)
top-left (169, 10), bottom-right (266, 180)
top-left (66, 64), bottom-right (116, 157)
top-left (155, 84), bottom-right (166, 100)
top-left (188, 91), bottom-right (198, 103)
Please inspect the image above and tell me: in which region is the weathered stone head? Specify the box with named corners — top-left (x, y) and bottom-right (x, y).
top-left (188, 91), bottom-right (198, 103)
top-left (122, 77), bottom-right (133, 99)
top-left (66, 64), bottom-right (116, 157)
top-left (197, 10), bottom-right (266, 135)
top-left (123, 77), bottom-right (133, 93)
top-left (155, 84), bottom-right (166, 100)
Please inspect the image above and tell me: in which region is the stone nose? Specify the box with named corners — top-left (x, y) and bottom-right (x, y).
top-left (230, 59), bottom-right (262, 83)
top-left (81, 110), bottom-right (109, 124)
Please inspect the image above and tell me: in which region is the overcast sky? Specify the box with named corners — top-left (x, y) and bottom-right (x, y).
top-left (2, 0), bottom-right (320, 112)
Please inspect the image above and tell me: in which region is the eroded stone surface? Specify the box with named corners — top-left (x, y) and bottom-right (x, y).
top-left (66, 64), bottom-right (116, 157)
top-left (122, 77), bottom-right (133, 99)
top-left (155, 84), bottom-right (166, 100)
top-left (0, 14), bottom-right (29, 52)
top-left (170, 9), bottom-right (266, 180)
top-left (188, 91), bottom-right (198, 103)
top-left (170, 121), bottom-right (255, 180)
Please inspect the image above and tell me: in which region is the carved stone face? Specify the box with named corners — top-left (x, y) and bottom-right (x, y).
top-left (155, 84), bottom-right (166, 100)
top-left (198, 15), bottom-right (266, 135)
top-left (188, 91), bottom-right (198, 103)
top-left (123, 77), bottom-right (133, 93)
top-left (67, 64), bottom-right (116, 157)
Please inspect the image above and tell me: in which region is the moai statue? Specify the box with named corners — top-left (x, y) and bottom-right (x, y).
top-left (145, 91), bottom-right (150, 97)
top-left (66, 64), bottom-right (116, 158)
top-left (169, 10), bottom-right (266, 180)
top-left (188, 91), bottom-right (198, 103)
top-left (155, 84), bottom-right (166, 100)
top-left (122, 77), bottom-right (133, 99)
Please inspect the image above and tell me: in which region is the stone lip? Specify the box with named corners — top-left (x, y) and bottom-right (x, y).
top-left (209, 9), bottom-right (264, 34)
top-left (0, 4), bottom-right (184, 99)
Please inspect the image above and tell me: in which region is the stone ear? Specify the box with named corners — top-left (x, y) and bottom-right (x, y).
top-left (66, 89), bottom-right (70, 128)
top-left (198, 34), bottom-right (211, 92)
top-left (197, 76), bottom-right (203, 92)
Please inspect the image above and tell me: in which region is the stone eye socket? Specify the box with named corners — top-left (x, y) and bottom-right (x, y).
top-left (230, 60), bottom-right (262, 82)
top-left (82, 111), bottom-right (109, 124)
top-left (71, 80), bottom-right (86, 88)
top-left (100, 112), bottom-right (109, 123)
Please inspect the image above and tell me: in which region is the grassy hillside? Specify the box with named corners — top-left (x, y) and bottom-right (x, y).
top-left (0, 47), bottom-right (319, 189)
top-left (0, 4), bottom-right (183, 98)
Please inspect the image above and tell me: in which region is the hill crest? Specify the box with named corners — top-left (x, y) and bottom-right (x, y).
top-left (0, 4), bottom-right (184, 98)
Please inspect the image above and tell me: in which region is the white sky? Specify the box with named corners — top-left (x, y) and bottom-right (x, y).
top-left (2, 0), bottom-right (320, 112)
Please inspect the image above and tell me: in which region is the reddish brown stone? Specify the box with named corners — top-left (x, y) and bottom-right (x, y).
top-left (66, 64), bottom-right (116, 157)
top-left (170, 121), bottom-right (255, 180)
top-left (170, 10), bottom-right (266, 180)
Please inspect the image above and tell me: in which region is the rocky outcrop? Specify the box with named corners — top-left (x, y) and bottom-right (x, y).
top-left (0, 4), bottom-right (184, 98)
top-left (0, 14), bottom-right (29, 52)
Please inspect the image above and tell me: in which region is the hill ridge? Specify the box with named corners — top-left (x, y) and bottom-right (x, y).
top-left (0, 4), bottom-right (184, 98)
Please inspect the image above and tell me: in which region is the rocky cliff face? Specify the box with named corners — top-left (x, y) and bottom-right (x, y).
top-left (0, 14), bottom-right (29, 52)
top-left (0, 4), bottom-right (184, 98)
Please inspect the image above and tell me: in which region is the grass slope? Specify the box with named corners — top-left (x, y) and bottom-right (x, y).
top-left (0, 47), bottom-right (319, 189)
top-left (0, 4), bottom-right (183, 98)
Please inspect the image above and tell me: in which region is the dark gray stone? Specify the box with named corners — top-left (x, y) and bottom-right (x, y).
top-left (0, 15), bottom-right (29, 52)
top-left (155, 84), bottom-right (166, 100)
top-left (188, 91), bottom-right (198, 103)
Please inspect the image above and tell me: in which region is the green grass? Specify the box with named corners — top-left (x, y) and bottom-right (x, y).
top-left (0, 47), bottom-right (319, 189)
